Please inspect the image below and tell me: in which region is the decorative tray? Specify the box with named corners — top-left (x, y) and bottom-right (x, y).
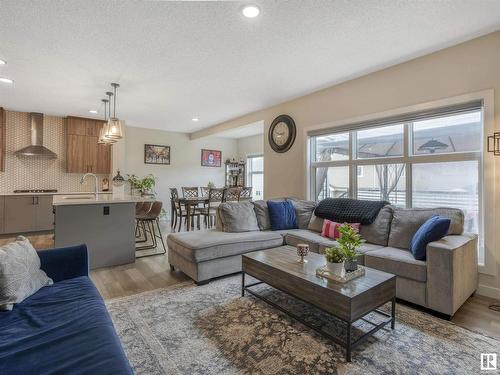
top-left (316, 265), bottom-right (366, 283)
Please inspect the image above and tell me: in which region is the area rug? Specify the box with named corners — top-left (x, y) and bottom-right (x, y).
top-left (106, 276), bottom-right (498, 375)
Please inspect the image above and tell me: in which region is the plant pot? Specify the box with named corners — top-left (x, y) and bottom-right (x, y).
top-left (326, 261), bottom-right (344, 276)
top-left (344, 259), bottom-right (358, 272)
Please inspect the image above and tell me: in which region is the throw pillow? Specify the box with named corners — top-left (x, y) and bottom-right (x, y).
top-left (288, 198), bottom-right (317, 229)
top-left (0, 236), bottom-right (53, 310)
top-left (410, 215), bottom-right (451, 260)
top-left (321, 220), bottom-right (360, 240)
top-left (267, 200), bottom-right (298, 231)
top-left (218, 201), bottom-right (260, 233)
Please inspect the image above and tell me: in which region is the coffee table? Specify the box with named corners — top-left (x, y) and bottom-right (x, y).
top-left (241, 245), bottom-right (396, 362)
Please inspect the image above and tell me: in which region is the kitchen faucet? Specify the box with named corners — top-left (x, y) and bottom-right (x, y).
top-left (80, 173), bottom-right (98, 195)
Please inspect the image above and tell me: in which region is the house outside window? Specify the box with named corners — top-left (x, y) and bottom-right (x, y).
top-left (247, 155), bottom-right (264, 200)
top-left (309, 103), bottom-right (483, 263)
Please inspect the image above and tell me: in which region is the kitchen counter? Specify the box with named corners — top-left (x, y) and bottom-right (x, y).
top-left (53, 193), bottom-right (150, 206)
top-left (0, 191), bottom-right (113, 196)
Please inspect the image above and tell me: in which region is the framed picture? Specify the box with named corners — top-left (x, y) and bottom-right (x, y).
top-left (201, 149), bottom-right (222, 167)
top-left (144, 144), bottom-right (170, 165)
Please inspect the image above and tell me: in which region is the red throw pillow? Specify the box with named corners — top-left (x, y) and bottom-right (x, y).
top-left (321, 220), bottom-right (360, 240)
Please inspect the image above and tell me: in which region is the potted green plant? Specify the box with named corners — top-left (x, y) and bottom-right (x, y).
top-left (207, 181), bottom-right (215, 189)
top-left (324, 246), bottom-right (345, 276)
top-left (337, 223), bottom-right (364, 272)
top-left (127, 174), bottom-right (156, 197)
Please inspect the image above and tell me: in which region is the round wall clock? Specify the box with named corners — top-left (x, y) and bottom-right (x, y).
top-left (268, 114), bottom-right (297, 153)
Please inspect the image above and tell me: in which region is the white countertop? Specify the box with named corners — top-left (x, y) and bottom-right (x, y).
top-left (53, 193), bottom-right (152, 206)
top-left (0, 191), bottom-right (113, 196)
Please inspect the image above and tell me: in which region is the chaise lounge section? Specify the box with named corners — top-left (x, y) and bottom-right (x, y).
top-left (167, 198), bottom-right (478, 316)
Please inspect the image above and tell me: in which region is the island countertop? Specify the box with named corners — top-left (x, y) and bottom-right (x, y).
top-left (53, 193), bottom-right (153, 206)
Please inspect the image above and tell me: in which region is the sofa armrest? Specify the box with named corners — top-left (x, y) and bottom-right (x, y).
top-left (37, 244), bottom-right (89, 283)
top-left (426, 233), bottom-right (478, 316)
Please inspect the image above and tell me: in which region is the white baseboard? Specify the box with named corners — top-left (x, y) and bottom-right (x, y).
top-left (476, 284), bottom-right (500, 300)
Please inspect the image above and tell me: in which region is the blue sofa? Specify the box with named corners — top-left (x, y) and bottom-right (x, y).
top-left (0, 245), bottom-right (133, 375)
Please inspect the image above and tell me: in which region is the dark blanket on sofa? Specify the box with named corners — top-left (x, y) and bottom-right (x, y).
top-left (314, 198), bottom-right (388, 225)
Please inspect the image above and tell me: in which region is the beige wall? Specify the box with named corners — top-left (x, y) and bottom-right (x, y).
top-left (123, 126), bottom-right (238, 214)
top-left (237, 134), bottom-right (264, 160)
top-left (197, 31), bottom-right (500, 298)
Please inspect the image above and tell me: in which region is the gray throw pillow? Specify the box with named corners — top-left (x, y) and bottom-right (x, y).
top-left (288, 198), bottom-right (317, 229)
top-left (252, 200), bottom-right (271, 230)
top-left (0, 236), bottom-right (53, 310)
top-left (218, 202), bottom-right (260, 233)
top-left (307, 213), bottom-right (324, 233)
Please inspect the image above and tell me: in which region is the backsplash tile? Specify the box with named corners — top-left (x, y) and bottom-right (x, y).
top-left (0, 110), bottom-right (109, 193)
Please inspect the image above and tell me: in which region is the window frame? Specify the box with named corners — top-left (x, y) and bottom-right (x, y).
top-left (308, 105), bottom-right (486, 269)
top-left (246, 154), bottom-right (264, 199)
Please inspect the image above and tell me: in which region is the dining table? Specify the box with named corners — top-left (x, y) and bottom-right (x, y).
top-left (176, 196), bottom-right (210, 231)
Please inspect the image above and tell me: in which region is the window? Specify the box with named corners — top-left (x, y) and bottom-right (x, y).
top-left (309, 104), bottom-right (483, 261)
top-left (247, 155), bottom-right (264, 200)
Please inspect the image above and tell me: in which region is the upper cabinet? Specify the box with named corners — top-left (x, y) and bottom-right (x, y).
top-left (66, 116), bottom-right (111, 174)
top-left (0, 107), bottom-right (5, 172)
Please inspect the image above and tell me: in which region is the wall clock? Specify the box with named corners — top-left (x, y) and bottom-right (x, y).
top-left (268, 114), bottom-right (296, 153)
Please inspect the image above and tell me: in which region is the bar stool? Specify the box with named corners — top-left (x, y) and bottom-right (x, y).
top-left (135, 201), bottom-right (166, 257)
top-left (135, 201), bottom-right (152, 241)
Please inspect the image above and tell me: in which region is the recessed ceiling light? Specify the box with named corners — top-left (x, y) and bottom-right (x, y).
top-left (0, 77), bottom-right (13, 84)
top-left (88, 109), bottom-right (98, 114)
top-left (242, 5), bottom-right (260, 18)
top-left (0, 59), bottom-right (6, 65)
top-left (192, 117), bottom-right (199, 122)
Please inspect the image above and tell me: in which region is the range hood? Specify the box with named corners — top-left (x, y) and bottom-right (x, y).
top-left (14, 113), bottom-right (57, 159)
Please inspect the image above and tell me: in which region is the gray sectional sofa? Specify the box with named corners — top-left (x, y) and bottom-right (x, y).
top-left (167, 199), bottom-right (478, 317)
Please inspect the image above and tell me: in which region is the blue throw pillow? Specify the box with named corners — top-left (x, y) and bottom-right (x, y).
top-left (267, 200), bottom-right (298, 231)
top-left (410, 215), bottom-right (451, 260)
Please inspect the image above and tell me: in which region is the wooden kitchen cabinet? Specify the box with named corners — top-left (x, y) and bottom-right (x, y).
top-left (66, 117), bottom-right (111, 174)
top-left (3, 195), bottom-right (54, 234)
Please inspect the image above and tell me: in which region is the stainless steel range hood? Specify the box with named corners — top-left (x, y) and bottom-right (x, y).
top-left (14, 113), bottom-right (57, 159)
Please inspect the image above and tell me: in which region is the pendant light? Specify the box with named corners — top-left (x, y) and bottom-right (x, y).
top-left (105, 82), bottom-right (123, 139)
top-left (98, 98), bottom-right (116, 144)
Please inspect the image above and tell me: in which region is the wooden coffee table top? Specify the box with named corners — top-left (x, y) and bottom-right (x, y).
top-left (242, 245), bottom-right (396, 322)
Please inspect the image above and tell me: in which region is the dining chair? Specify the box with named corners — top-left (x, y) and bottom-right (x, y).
top-left (198, 188), bottom-right (224, 228)
top-left (169, 188), bottom-right (179, 229)
top-left (182, 187), bottom-right (199, 198)
top-left (239, 187), bottom-right (253, 201)
top-left (223, 187), bottom-right (241, 202)
top-left (200, 186), bottom-right (210, 198)
top-left (135, 201), bottom-right (166, 257)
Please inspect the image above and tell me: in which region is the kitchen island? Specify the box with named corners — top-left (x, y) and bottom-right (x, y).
top-left (53, 194), bottom-right (150, 269)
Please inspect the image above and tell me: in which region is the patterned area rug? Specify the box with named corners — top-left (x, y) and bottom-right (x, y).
top-left (106, 276), bottom-right (499, 375)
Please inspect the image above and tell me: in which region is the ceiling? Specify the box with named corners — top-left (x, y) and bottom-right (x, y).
top-left (1, 1), bottom-right (499, 134)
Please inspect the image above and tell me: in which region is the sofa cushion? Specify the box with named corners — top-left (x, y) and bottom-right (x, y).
top-left (364, 247), bottom-right (427, 282)
top-left (307, 213), bottom-right (324, 233)
top-left (167, 230), bottom-right (283, 262)
top-left (281, 229), bottom-right (337, 253)
top-left (0, 236), bottom-right (53, 310)
top-left (359, 205), bottom-right (394, 246)
top-left (288, 198), bottom-right (317, 229)
top-left (388, 207), bottom-right (464, 249)
top-left (0, 276), bottom-right (132, 374)
top-left (267, 200), bottom-right (298, 230)
top-left (252, 200), bottom-right (272, 230)
top-left (218, 201), bottom-right (260, 232)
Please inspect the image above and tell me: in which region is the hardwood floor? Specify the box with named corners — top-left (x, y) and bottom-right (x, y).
top-left (2, 225), bottom-right (499, 339)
